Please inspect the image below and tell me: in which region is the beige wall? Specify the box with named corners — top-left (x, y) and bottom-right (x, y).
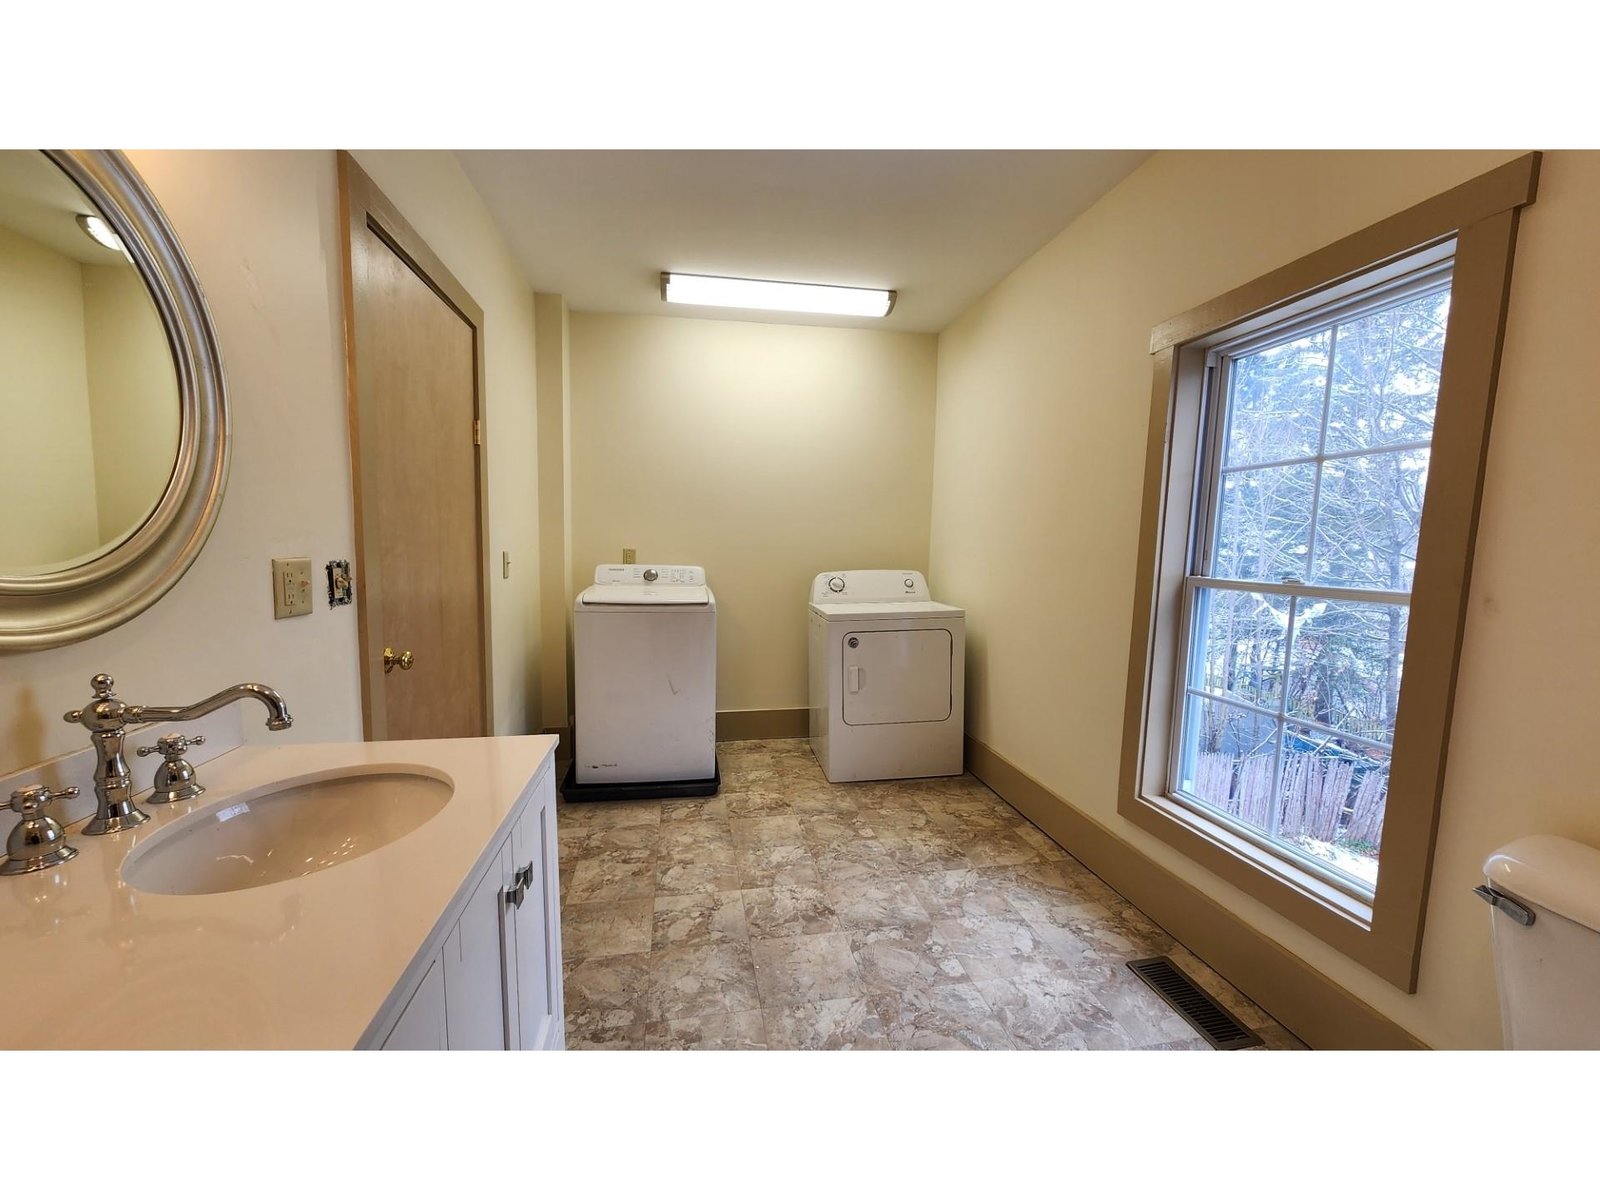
top-left (82, 261), bottom-right (180, 545)
top-left (930, 149), bottom-right (1600, 1048)
top-left (0, 149), bottom-right (545, 775)
top-left (534, 293), bottom-right (573, 729)
top-left (570, 314), bottom-right (938, 713)
top-left (0, 224), bottom-right (100, 569)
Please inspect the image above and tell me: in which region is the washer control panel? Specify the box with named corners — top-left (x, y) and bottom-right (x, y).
top-left (593, 564), bottom-right (705, 587)
top-left (810, 570), bottom-right (930, 604)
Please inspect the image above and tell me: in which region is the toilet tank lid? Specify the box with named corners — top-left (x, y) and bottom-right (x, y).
top-left (1485, 835), bottom-right (1600, 933)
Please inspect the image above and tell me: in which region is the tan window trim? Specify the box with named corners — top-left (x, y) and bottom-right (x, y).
top-left (1119, 153), bottom-right (1541, 992)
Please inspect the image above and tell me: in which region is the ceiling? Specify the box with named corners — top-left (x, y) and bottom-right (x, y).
top-left (455, 151), bottom-right (1152, 333)
top-left (0, 150), bottom-right (126, 266)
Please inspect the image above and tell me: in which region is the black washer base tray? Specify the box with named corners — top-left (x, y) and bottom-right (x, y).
top-left (560, 757), bottom-right (720, 803)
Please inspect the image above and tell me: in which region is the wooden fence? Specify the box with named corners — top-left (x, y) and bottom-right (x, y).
top-left (1194, 751), bottom-right (1387, 849)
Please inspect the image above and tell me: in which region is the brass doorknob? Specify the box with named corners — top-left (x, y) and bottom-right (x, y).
top-left (383, 647), bottom-right (415, 674)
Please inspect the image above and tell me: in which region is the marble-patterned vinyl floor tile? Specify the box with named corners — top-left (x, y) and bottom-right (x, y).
top-left (560, 741), bottom-right (1304, 1053)
top-left (908, 868), bottom-right (1023, 922)
top-left (1012, 823), bottom-right (1073, 861)
top-left (742, 883), bottom-right (839, 938)
top-left (656, 821), bottom-right (737, 863)
top-left (560, 825), bottom-right (661, 865)
top-left (808, 834), bottom-right (902, 883)
top-left (1009, 899), bottom-right (1156, 965)
top-left (730, 814), bottom-right (807, 847)
top-left (735, 842), bottom-right (822, 889)
top-left (795, 813), bottom-right (875, 847)
top-left (750, 932), bottom-right (868, 1008)
top-left (647, 1009), bottom-right (768, 1050)
top-left (563, 952), bottom-right (658, 1033)
top-left (994, 856), bottom-right (1106, 901)
top-left (877, 826), bottom-right (971, 872)
top-left (558, 799), bottom-right (662, 831)
top-left (957, 829), bottom-right (1046, 869)
top-left (657, 795), bottom-right (730, 823)
top-left (724, 787), bottom-right (796, 816)
top-left (565, 1021), bottom-right (655, 1050)
top-left (871, 981), bottom-right (1017, 1050)
top-left (824, 875), bottom-right (932, 933)
top-left (563, 898), bottom-right (655, 962)
top-left (652, 890), bottom-right (749, 950)
top-left (973, 973), bottom-right (1137, 1050)
top-left (656, 857), bottom-right (744, 897)
top-left (851, 927), bottom-right (968, 994)
top-left (566, 858), bottom-right (660, 903)
top-left (762, 996), bottom-right (890, 1050)
top-left (1076, 962), bottom-right (1206, 1047)
top-left (651, 940), bottom-right (763, 1022)
top-left (936, 911), bottom-right (1073, 982)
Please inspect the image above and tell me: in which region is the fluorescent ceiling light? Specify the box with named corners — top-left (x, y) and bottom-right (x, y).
top-left (660, 272), bottom-right (896, 318)
top-left (76, 213), bottom-right (125, 254)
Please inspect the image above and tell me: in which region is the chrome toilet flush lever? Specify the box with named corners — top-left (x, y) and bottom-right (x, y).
top-left (2, 785), bottom-right (80, 875)
top-left (64, 674), bottom-right (294, 836)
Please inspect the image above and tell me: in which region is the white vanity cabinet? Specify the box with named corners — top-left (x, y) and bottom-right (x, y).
top-left (372, 761), bottom-right (564, 1050)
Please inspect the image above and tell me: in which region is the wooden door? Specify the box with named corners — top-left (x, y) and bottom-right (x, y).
top-left (339, 153), bottom-right (491, 740)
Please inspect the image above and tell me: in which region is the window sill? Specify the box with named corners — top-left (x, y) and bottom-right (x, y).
top-left (1121, 785), bottom-right (1412, 984)
top-left (1137, 791), bottom-right (1374, 930)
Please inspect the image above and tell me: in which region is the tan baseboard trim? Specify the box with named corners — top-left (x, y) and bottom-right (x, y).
top-left (716, 708), bottom-right (809, 742)
top-left (966, 736), bottom-right (1427, 1050)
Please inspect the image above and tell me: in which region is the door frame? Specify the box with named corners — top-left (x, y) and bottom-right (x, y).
top-left (337, 151), bottom-right (495, 739)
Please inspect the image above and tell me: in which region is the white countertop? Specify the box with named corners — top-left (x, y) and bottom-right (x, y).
top-left (0, 734), bottom-right (558, 1050)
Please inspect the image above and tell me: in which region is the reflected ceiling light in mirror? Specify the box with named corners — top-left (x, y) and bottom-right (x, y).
top-left (660, 272), bottom-right (896, 318)
top-left (76, 212), bottom-right (126, 255)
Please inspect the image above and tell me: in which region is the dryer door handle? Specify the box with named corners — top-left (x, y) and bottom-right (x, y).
top-left (847, 664), bottom-right (865, 694)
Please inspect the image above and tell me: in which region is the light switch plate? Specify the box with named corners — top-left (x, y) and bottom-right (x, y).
top-left (272, 557), bottom-right (313, 618)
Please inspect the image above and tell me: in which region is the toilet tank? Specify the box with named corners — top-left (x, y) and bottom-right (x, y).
top-left (1482, 835), bottom-right (1600, 1050)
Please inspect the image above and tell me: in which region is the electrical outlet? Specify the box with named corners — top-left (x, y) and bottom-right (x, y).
top-left (622, 547), bottom-right (637, 564)
top-left (272, 557), bottom-right (313, 618)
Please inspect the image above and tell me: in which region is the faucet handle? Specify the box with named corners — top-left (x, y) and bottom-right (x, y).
top-left (8, 785), bottom-right (80, 816)
top-left (138, 733), bottom-right (205, 759)
top-left (3, 786), bottom-right (81, 875)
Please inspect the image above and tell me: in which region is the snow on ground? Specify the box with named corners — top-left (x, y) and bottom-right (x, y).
top-left (1294, 836), bottom-right (1379, 886)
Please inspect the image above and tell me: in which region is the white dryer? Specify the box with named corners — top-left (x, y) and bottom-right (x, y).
top-left (808, 570), bottom-right (965, 783)
top-left (569, 563), bottom-right (718, 800)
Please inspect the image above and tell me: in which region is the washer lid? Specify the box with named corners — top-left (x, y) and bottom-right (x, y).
top-left (810, 599), bottom-right (964, 621)
top-left (579, 584), bottom-right (712, 607)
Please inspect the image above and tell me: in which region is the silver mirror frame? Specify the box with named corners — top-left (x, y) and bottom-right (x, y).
top-left (0, 150), bottom-right (229, 650)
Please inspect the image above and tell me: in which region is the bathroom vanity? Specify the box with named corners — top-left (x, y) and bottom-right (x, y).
top-left (0, 732), bottom-right (562, 1050)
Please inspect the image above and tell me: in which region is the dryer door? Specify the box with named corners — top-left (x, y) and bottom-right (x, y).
top-left (841, 628), bottom-right (953, 726)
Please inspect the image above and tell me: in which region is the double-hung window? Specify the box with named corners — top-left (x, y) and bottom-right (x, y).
top-left (1173, 269), bottom-right (1450, 899)
top-left (1120, 154), bottom-right (1540, 990)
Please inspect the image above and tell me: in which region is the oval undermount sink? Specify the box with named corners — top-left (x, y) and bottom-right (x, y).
top-left (121, 766), bottom-right (453, 896)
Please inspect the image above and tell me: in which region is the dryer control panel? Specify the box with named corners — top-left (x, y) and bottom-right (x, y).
top-left (593, 564), bottom-right (706, 587)
top-left (810, 570), bottom-right (929, 604)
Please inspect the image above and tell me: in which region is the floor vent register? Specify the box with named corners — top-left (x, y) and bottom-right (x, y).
top-left (1126, 956), bottom-right (1263, 1050)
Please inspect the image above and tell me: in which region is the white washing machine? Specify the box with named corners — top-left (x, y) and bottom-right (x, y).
top-left (569, 563), bottom-right (718, 800)
top-left (808, 569), bottom-right (965, 782)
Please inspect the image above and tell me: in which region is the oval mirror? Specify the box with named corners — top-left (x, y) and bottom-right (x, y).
top-left (0, 151), bottom-right (228, 649)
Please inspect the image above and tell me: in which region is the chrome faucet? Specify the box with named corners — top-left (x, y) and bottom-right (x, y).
top-left (63, 674), bottom-right (293, 835)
